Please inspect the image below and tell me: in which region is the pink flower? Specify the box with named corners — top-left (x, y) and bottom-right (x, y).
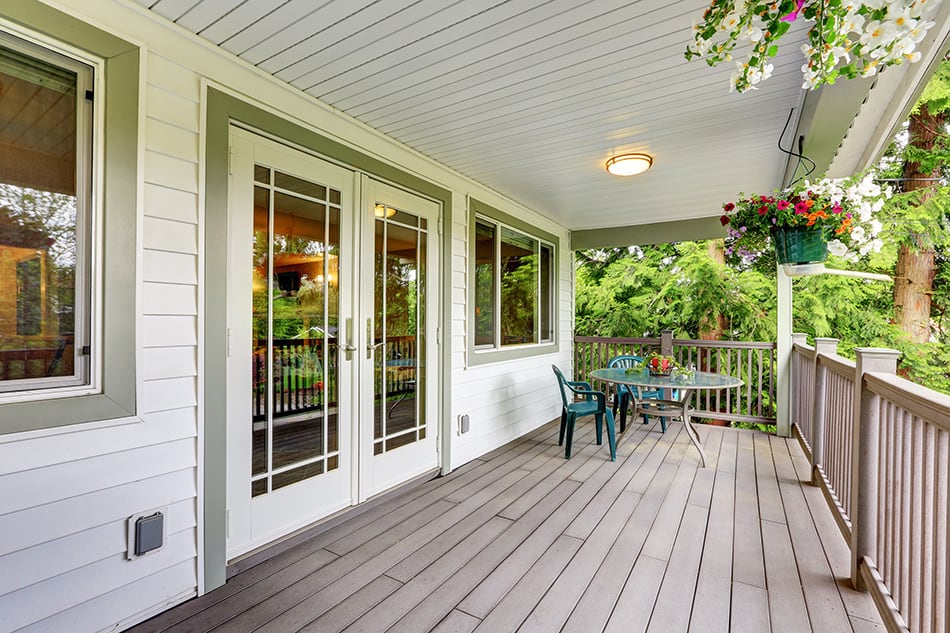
top-left (794, 201), bottom-right (809, 214)
top-left (777, 200), bottom-right (790, 211)
top-left (780, 0), bottom-right (805, 22)
top-left (831, 203), bottom-right (843, 214)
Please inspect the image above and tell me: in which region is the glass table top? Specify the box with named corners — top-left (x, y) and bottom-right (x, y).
top-left (590, 367), bottom-right (744, 390)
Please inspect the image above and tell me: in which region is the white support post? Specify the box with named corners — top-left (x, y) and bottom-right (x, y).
top-left (776, 265), bottom-right (793, 437)
top-left (850, 347), bottom-right (900, 590)
top-left (790, 332), bottom-right (808, 434)
top-left (811, 338), bottom-right (839, 486)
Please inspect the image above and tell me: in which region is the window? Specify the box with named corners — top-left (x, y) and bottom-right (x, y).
top-left (471, 201), bottom-right (556, 358)
top-left (0, 4), bottom-right (139, 436)
top-left (0, 33), bottom-right (93, 395)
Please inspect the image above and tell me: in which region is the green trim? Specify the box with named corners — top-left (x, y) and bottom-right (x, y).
top-left (0, 3), bottom-right (139, 435)
top-left (570, 216), bottom-right (727, 250)
top-left (204, 88), bottom-right (454, 591)
top-left (466, 198), bottom-right (560, 367)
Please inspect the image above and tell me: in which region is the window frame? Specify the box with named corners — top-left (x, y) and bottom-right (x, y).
top-left (0, 5), bottom-right (140, 436)
top-left (467, 198), bottom-right (558, 366)
top-left (0, 30), bottom-right (95, 396)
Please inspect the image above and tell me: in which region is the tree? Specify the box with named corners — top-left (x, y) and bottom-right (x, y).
top-left (890, 59), bottom-right (950, 343)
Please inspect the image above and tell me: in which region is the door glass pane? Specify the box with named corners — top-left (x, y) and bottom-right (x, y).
top-left (251, 164), bottom-right (341, 492)
top-left (251, 185), bottom-right (269, 477)
top-left (474, 221), bottom-right (495, 346)
top-left (540, 243), bottom-right (553, 342)
top-left (373, 204), bottom-right (426, 456)
top-left (271, 192), bottom-right (326, 470)
top-left (500, 227), bottom-right (538, 346)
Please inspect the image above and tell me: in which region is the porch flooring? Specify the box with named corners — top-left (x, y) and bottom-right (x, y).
top-left (131, 417), bottom-right (884, 633)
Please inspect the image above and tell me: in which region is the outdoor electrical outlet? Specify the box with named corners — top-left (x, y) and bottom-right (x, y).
top-left (459, 414), bottom-right (470, 434)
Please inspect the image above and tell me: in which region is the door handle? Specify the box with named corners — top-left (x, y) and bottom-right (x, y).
top-left (342, 319), bottom-right (358, 358)
top-left (367, 341), bottom-right (385, 356)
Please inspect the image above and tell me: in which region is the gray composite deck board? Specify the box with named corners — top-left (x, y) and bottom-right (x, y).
top-left (130, 419), bottom-right (884, 633)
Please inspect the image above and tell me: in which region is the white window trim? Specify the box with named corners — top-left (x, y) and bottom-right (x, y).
top-left (0, 29), bottom-right (100, 400)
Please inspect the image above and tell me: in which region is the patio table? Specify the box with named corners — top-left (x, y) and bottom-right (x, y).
top-left (590, 367), bottom-right (743, 467)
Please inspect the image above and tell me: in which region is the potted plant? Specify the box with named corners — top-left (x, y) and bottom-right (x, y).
top-left (685, 1), bottom-right (939, 93)
top-left (719, 172), bottom-right (890, 266)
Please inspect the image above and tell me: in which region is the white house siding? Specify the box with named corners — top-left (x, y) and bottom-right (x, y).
top-left (0, 1), bottom-right (573, 631)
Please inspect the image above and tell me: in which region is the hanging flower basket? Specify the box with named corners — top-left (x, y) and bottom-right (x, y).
top-left (771, 226), bottom-right (829, 265)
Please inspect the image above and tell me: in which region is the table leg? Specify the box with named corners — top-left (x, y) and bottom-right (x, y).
top-left (680, 389), bottom-right (707, 467)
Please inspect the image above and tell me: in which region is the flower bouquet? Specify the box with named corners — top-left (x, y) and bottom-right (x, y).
top-left (720, 172), bottom-right (890, 266)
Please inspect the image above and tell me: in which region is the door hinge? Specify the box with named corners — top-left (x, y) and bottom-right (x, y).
top-left (226, 328), bottom-right (231, 357)
top-left (436, 326), bottom-right (441, 345)
top-left (228, 145), bottom-right (234, 176)
top-left (80, 345), bottom-right (91, 356)
top-left (437, 216), bottom-right (443, 236)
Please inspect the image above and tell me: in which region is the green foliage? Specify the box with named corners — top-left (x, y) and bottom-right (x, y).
top-left (575, 242), bottom-right (776, 340)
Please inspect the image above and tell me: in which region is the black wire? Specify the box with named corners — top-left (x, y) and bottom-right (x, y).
top-left (777, 107), bottom-right (817, 187)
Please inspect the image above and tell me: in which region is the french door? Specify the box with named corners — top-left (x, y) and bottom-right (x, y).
top-left (226, 129), bottom-right (439, 558)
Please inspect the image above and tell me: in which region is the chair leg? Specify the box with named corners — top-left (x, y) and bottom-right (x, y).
top-left (605, 410), bottom-right (617, 462)
top-left (558, 409), bottom-right (567, 446)
top-left (595, 413), bottom-right (603, 445)
top-left (564, 413), bottom-right (576, 459)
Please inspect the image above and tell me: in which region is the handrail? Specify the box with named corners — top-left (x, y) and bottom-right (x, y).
top-left (865, 371), bottom-right (950, 429)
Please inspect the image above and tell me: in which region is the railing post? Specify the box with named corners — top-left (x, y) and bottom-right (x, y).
top-left (660, 329), bottom-right (673, 356)
top-left (851, 347), bottom-right (900, 590)
top-left (811, 338), bottom-right (838, 486)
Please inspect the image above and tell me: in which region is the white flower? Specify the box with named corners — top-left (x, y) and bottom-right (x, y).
top-left (908, 20), bottom-right (935, 43)
top-left (861, 20), bottom-right (898, 48)
top-left (746, 25), bottom-right (764, 42)
top-left (887, 5), bottom-right (915, 30)
top-left (827, 240), bottom-right (849, 257)
top-left (843, 11), bottom-right (866, 34)
top-left (721, 12), bottom-right (742, 31)
top-left (862, 0), bottom-right (888, 9)
top-left (870, 219), bottom-right (883, 235)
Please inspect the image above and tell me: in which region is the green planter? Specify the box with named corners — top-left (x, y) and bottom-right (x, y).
top-left (771, 227), bottom-right (828, 265)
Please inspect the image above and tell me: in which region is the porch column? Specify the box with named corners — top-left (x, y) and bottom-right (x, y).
top-left (850, 347), bottom-right (900, 590)
top-left (776, 265), bottom-right (792, 437)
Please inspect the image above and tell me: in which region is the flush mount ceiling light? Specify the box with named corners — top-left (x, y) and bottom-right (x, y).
top-left (605, 153), bottom-right (653, 176)
top-left (374, 203), bottom-right (397, 218)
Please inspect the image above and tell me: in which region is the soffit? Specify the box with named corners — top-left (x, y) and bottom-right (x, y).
top-left (138, 0), bottom-right (825, 232)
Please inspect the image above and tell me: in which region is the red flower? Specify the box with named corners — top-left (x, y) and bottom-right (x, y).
top-left (723, 202), bottom-right (735, 212)
top-left (757, 205), bottom-right (768, 215)
top-left (720, 214), bottom-right (731, 226)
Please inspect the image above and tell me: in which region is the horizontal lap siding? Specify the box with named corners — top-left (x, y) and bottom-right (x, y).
top-left (0, 47), bottom-right (201, 633)
top-left (449, 200), bottom-right (572, 469)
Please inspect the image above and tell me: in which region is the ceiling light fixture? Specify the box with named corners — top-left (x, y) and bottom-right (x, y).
top-left (374, 203), bottom-right (397, 218)
top-left (605, 153), bottom-right (653, 176)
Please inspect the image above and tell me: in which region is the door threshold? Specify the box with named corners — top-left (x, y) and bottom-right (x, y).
top-left (226, 467), bottom-right (441, 579)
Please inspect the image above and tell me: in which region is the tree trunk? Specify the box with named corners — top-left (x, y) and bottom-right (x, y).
top-left (894, 103), bottom-right (942, 343)
top-left (699, 239), bottom-right (728, 341)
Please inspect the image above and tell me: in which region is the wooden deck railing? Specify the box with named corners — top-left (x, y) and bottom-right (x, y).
top-left (792, 337), bottom-right (950, 633)
top-left (574, 331), bottom-right (777, 426)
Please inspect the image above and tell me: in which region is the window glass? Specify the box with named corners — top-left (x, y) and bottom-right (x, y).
top-left (0, 37), bottom-right (91, 392)
top-left (540, 243), bottom-right (553, 342)
top-left (474, 220), bottom-right (495, 347)
top-left (500, 227), bottom-right (538, 346)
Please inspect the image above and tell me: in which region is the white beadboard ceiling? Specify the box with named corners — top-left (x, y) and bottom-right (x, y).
top-left (138, 0), bottom-right (852, 232)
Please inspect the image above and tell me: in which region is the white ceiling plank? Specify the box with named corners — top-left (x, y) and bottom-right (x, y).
top-left (148, 0), bottom-right (202, 22)
top-left (217, 0), bottom-right (337, 57)
top-left (198, 0), bottom-right (288, 44)
top-left (284, 0), bottom-right (489, 88)
top-left (338, 0), bottom-right (691, 120)
top-left (240, 0), bottom-right (382, 67)
top-left (175, 0), bottom-right (248, 33)
top-left (260, 0), bottom-right (421, 75)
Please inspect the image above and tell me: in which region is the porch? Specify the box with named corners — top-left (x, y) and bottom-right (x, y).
top-left (131, 416), bottom-right (881, 633)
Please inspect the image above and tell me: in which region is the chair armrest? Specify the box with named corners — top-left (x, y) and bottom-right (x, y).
top-left (569, 387), bottom-right (606, 409)
top-left (566, 380), bottom-right (592, 390)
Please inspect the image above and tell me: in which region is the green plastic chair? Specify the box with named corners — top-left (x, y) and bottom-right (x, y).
top-left (607, 355), bottom-right (667, 433)
top-left (552, 365), bottom-right (616, 461)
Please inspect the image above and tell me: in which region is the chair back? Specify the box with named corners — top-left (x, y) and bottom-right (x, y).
top-left (608, 355), bottom-right (644, 370)
top-left (551, 365), bottom-right (571, 408)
